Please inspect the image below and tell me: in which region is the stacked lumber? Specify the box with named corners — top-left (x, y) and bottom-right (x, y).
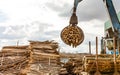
top-left (27, 40), bottom-right (60, 75)
top-left (0, 45), bottom-right (30, 75)
top-left (1, 45), bottom-right (30, 57)
top-left (0, 40), bottom-right (60, 75)
top-left (83, 54), bottom-right (120, 73)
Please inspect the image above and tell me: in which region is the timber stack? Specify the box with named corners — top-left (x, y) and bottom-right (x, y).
top-left (0, 45), bottom-right (30, 75)
top-left (83, 54), bottom-right (120, 73)
top-left (26, 40), bottom-right (60, 75)
top-left (0, 40), bottom-right (60, 75)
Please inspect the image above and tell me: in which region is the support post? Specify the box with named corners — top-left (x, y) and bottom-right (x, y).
top-left (89, 41), bottom-right (91, 55)
top-left (104, 41), bottom-right (106, 54)
top-left (17, 40), bottom-right (19, 46)
top-left (94, 37), bottom-right (101, 75)
top-left (113, 37), bottom-right (119, 75)
top-left (118, 38), bottom-right (120, 54)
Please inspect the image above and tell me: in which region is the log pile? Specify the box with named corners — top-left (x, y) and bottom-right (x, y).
top-left (26, 40), bottom-right (60, 75)
top-left (0, 40), bottom-right (60, 75)
top-left (59, 53), bottom-right (90, 75)
top-left (83, 54), bottom-right (120, 73)
top-left (62, 58), bottom-right (83, 75)
top-left (0, 45), bottom-right (30, 75)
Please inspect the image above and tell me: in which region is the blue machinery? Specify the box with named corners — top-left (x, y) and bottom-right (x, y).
top-left (101, 0), bottom-right (120, 54)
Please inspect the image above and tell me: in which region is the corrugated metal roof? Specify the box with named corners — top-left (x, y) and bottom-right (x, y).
top-left (105, 12), bottom-right (120, 31)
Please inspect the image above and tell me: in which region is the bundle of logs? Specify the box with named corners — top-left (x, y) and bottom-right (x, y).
top-left (0, 40), bottom-right (60, 75)
top-left (61, 25), bottom-right (84, 47)
top-left (83, 54), bottom-right (120, 73)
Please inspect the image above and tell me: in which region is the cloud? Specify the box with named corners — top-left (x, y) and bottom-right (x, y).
top-left (76, 0), bottom-right (107, 21)
top-left (46, 1), bottom-right (72, 17)
top-left (0, 11), bottom-right (8, 22)
top-left (2, 21), bottom-right (52, 38)
top-left (0, 0), bottom-right (61, 26)
top-left (44, 31), bottom-right (60, 38)
top-left (46, 0), bottom-right (120, 22)
top-left (0, 27), bottom-right (20, 40)
top-left (0, 21), bottom-right (53, 48)
top-left (0, 26), bottom-right (6, 33)
top-left (113, 0), bottom-right (120, 13)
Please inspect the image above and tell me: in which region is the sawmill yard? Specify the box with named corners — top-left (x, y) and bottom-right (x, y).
top-left (0, 0), bottom-right (120, 75)
top-left (0, 40), bottom-right (90, 75)
top-left (1, 40), bottom-right (120, 75)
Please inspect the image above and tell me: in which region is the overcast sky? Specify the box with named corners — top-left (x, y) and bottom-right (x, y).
top-left (0, 0), bottom-right (120, 53)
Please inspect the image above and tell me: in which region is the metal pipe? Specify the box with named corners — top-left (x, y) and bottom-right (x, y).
top-left (89, 41), bottom-right (91, 55)
top-left (74, 0), bottom-right (82, 9)
top-left (69, 0), bottom-right (82, 25)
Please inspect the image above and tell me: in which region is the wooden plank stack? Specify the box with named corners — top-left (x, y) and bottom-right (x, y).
top-left (26, 40), bottom-right (60, 75)
top-left (0, 45), bottom-right (30, 75)
top-left (0, 40), bottom-right (60, 75)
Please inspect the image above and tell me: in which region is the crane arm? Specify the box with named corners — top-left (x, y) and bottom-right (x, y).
top-left (70, 0), bottom-right (82, 25)
top-left (73, 0), bottom-right (82, 13)
top-left (74, 0), bottom-right (82, 7)
top-left (104, 0), bottom-right (120, 36)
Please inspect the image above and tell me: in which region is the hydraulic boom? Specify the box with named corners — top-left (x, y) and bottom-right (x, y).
top-left (101, 0), bottom-right (120, 53)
